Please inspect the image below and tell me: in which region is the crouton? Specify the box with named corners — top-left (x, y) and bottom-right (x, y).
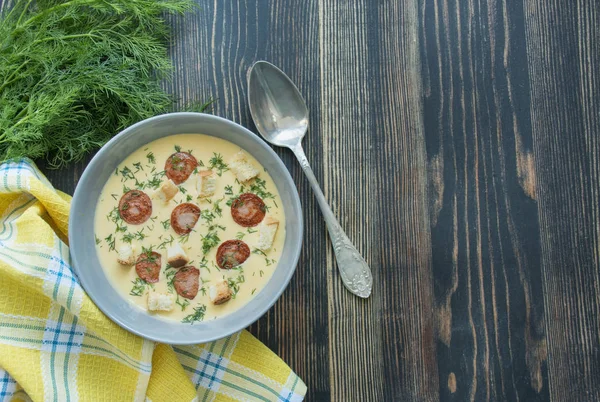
top-left (196, 170), bottom-right (216, 198)
top-left (147, 291), bottom-right (174, 312)
top-left (167, 243), bottom-right (189, 268)
top-left (229, 151), bottom-right (260, 183)
top-left (209, 280), bottom-right (232, 305)
top-left (155, 179), bottom-right (178, 203)
top-left (256, 217), bottom-right (279, 251)
top-left (117, 244), bottom-right (135, 266)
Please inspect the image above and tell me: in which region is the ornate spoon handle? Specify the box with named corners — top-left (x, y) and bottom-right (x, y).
top-left (290, 144), bottom-right (373, 298)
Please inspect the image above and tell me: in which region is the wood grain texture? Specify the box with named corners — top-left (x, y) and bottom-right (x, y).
top-left (420, 0), bottom-right (549, 400)
top-left (3, 0), bottom-right (599, 400)
top-left (524, 0), bottom-right (600, 400)
top-left (318, 0), bottom-right (437, 399)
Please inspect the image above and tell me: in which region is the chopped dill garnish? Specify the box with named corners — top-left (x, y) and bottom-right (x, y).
top-left (208, 153), bottom-right (229, 176)
top-left (201, 232), bottom-right (220, 254)
top-left (133, 162), bottom-right (144, 172)
top-left (157, 234), bottom-right (175, 250)
top-left (130, 278), bottom-right (152, 297)
top-left (146, 152), bottom-right (156, 164)
top-left (182, 305), bottom-right (207, 324)
top-left (104, 234), bottom-right (115, 251)
top-left (176, 296), bottom-right (190, 311)
top-left (252, 248), bottom-right (267, 257)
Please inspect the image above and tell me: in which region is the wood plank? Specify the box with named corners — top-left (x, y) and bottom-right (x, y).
top-left (319, 1), bottom-right (438, 400)
top-left (523, 0), bottom-right (600, 400)
top-left (420, 0), bottom-right (549, 399)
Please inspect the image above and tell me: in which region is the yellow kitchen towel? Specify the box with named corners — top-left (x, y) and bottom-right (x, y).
top-left (0, 159), bottom-right (306, 402)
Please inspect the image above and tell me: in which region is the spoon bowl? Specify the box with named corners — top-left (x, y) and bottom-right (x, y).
top-left (248, 61), bottom-right (373, 298)
top-left (248, 61), bottom-right (309, 148)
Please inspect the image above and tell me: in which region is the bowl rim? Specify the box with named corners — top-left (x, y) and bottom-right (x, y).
top-left (69, 112), bottom-right (303, 344)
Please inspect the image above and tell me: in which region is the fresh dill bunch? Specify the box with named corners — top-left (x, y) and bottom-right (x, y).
top-left (0, 0), bottom-right (195, 167)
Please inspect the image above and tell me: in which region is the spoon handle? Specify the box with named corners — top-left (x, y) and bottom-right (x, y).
top-left (290, 144), bottom-right (373, 298)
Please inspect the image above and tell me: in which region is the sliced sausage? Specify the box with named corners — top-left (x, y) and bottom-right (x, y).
top-left (170, 203), bottom-right (201, 235)
top-left (119, 190), bottom-right (152, 225)
top-left (230, 193), bottom-right (266, 227)
top-left (135, 251), bottom-right (161, 283)
top-left (216, 240), bottom-right (251, 269)
top-left (174, 266), bottom-right (200, 299)
top-left (165, 152), bottom-right (197, 184)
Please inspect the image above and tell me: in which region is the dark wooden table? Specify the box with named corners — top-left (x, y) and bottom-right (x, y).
top-left (21, 1), bottom-right (600, 401)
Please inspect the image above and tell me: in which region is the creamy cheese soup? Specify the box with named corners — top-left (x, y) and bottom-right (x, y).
top-left (94, 134), bottom-right (285, 323)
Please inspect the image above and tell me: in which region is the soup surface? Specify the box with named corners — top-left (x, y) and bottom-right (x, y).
top-left (94, 134), bottom-right (285, 323)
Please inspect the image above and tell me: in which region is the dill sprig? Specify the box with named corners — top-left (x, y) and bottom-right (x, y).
top-left (181, 305), bottom-right (206, 324)
top-left (0, 0), bottom-right (195, 167)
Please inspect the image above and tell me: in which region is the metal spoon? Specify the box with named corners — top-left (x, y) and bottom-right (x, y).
top-left (248, 61), bottom-right (373, 298)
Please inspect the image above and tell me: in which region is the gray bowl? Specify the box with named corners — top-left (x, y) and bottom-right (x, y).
top-left (69, 112), bottom-right (303, 344)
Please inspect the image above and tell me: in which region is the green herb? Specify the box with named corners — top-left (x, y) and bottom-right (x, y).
top-left (227, 273), bottom-right (245, 299)
top-left (157, 234), bottom-right (174, 250)
top-left (201, 232), bottom-right (220, 254)
top-left (145, 175), bottom-right (162, 190)
top-left (209, 224), bottom-right (226, 232)
top-left (265, 258), bottom-right (275, 266)
top-left (247, 228), bottom-right (258, 234)
top-left (0, 0), bottom-right (195, 167)
top-left (134, 229), bottom-right (146, 241)
top-left (179, 186), bottom-right (187, 194)
top-left (251, 288), bottom-right (256, 295)
top-left (200, 286), bottom-right (207, 296)
top-left (208, 153), bottom-right (229, 176)
top-left (199, 257), bottom-right (210, 273)
top-left (133, 162), bottom-right (144, 172)
top-left (252, 248), bottom-right (267, 257)
top-left (140, 246), bottom-right (156, 262)
top-left (165, 267), bottom-right (177, 291)
top-left (176, 296), bottom-right (190, 311)
top-left (235, 232), bottom-right (245, 240)
top-left (179, 232), bottom-right (192, 244)
top-left (259, 270), bottom-right (264, 277)
top-left (213, 199), bottom-right (223, 217)
top-left (104, 234), bottom-right (115, 251)
top-left (161, 219), bottom-right (170, 230)
top-left (119, 166), bottom-right (135, 181)
top-left (224, 185), bottom-right (233, 196)
top-left (130, 278), bottom-right (151, 297)
top-left (174, 145), bottom-right (182, 152)
top-left (182, 305), bottom-right (207, 324)
top-left (122, 233), bottom-right (135, 243)
top-left (200, 209), bottom-right (215, 224)
top-left (111, 193), bottom-right (118, 200)
top-left (249, 178), bottom-right (275, 200)
top-left (186, 194), bottom-right (193, 202)
top-left (146, 152), bottom-right (156, 164)
top-left (95, 236), bottom-right (101, 245)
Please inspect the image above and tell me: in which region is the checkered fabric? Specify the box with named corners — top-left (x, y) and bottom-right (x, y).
top-left (0, 159), bottom-right (306, 402)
